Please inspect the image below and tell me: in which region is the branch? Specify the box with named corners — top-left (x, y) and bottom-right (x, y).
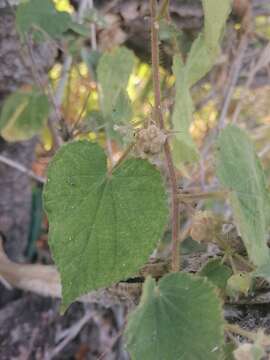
top-left (48, 311), bottom-right (92, 358)
top-left (178, 189), bottom-right (228, 202)
top-left (0, 154), bottom-right (46, 183)
top-left (150, 0), bottom-right (180, 272)
top-left (232, 42), bottom-right (270, 124)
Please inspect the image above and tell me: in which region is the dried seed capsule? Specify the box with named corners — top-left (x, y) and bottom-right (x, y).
top-left (190, 210), bottom-right (222, 244)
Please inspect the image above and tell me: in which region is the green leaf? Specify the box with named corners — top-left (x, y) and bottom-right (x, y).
top-left (199, 259), bottom-right (232, 290)
top-left (252, 260), bottom-right (270, 280)
top-left (43, 141), bottom-right (168, 307)
top-left (81, 48), bottom-right (101, 80)
top-left (171, 56), bottom-right (199, 165)
top-left (69, 22), bottom-right (90, 37)
top-left (0, 90), bottom-right (50, 142)
top-left (181, 237), bottom-right (206, 254)
top-left (158, 19), bottom-right (178, 41)
top-left (226, 273), bottom-right (253, 297)
top-left (185, 0), bottom-right (231, 86)
top-left (125, 273), bottom-right (224, 360)
top-left (97, 47), bottom-right (135, 117)
top-left (16, 0), bottom-right (71, 39)
top-left (111, 90), bottom-right (133, 124)
top-left (216, 125), bottom-right (270, 266)
top-left (185, 34), bottom-right (215, 87)
top-left (202, 0), bottom-right (231, 52)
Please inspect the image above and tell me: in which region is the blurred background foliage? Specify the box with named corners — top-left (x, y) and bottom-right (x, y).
top-left (4, 0), bottom-right (267, 263)
top-left (44, 0), bottom-right (270, 165)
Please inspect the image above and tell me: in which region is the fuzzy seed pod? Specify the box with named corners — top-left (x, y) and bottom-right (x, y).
top-left (135, 124), bottom-right (167, 156)
top-left (190, 211), bottom-right (222, 244)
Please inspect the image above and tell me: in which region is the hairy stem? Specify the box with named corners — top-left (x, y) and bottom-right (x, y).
top-left (150, 0), bottom-right (180, 272)
top-left (178, 189), bottom-right (228, 202)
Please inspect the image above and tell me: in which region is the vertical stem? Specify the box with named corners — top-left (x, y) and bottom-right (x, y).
top-left (150, 0), bottom-right (180, 272)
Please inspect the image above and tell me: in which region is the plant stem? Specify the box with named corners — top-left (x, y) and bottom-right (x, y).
top-left (228, 255), bottom-right (237, 274)
top-left (0, 155), bottom-right (46, 184)
top-left (109, 142), bottom-right (135, 175)
top-left (150, 0), bottom-right (180, 272)
top-left (178, 189), bottom-right (228, 202)
top-left (157, 0), bottom-right (170, 20)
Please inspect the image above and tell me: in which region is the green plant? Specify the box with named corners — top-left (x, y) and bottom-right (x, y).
top-left (2, 0), bottom-right (270, 358)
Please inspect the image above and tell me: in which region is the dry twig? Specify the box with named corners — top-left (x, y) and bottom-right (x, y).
top-left (0, 154), bottom-right (46, 183)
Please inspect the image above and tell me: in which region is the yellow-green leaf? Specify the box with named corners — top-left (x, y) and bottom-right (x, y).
top-left (0, 90), bottom-right (50, 142)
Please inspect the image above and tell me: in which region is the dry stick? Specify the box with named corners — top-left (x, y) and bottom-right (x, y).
top-left (97, 319), bottom-right (127, 360)
top-left (178, 189), bottom-right (228, 202)
top-left (49, 0), bottom-right (92, 144)
top-left (217, 33), bottom-right (249, 131)
top-left (24, 37), bottom-right (63, 150)
top-left (198, 31), bottom-right (250, 186)
top-left (259, 142), bottom-right (270, 158)
top-left (71, 0), bottom-right (98, 135)
top-left (150, 0), bottom-right (180, 272)
top-left (22, 0), bottom-right (92, 150)
top-left (46, 311), bottom-right (92, 359)
top-left (89, 0), bottom-right (97, 50)
top-left (232, 42), bottom-right (270, 124)
top-left (2, 5), bottom-right (64, 154)
top-left (0, 154), bottom-right (46, 183)
top-left (218, 0), bottom-right (252, 130)
top-left (4, 0), bottom-right (63, 149)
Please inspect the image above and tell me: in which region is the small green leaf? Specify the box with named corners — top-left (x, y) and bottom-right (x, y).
top-left (226, 272), bottom-right (253, 297)
top-left (125, 273), bottom-right (224, 360)
top-left (216, 125), bottom-right (270, 266)
top-left (16, 0), bottom-right (71, 39)
top-left (199, 259), bottom-right (232, 290)
top-left (43, 141), bottom-right (168, 307)
top-left (97, 47), bottom-right (135, 118)
top-left (181, 237), bottom-right (206, 254)
top-left (0, 90), bottom-right (50, 142)
top-left (158, 19), bottom-right (178, 41)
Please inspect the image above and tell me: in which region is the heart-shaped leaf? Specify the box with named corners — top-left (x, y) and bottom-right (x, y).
top-left (125, 273), bottom-right (224, 360)
top-left (43, 141), bottom-right (168, 307)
